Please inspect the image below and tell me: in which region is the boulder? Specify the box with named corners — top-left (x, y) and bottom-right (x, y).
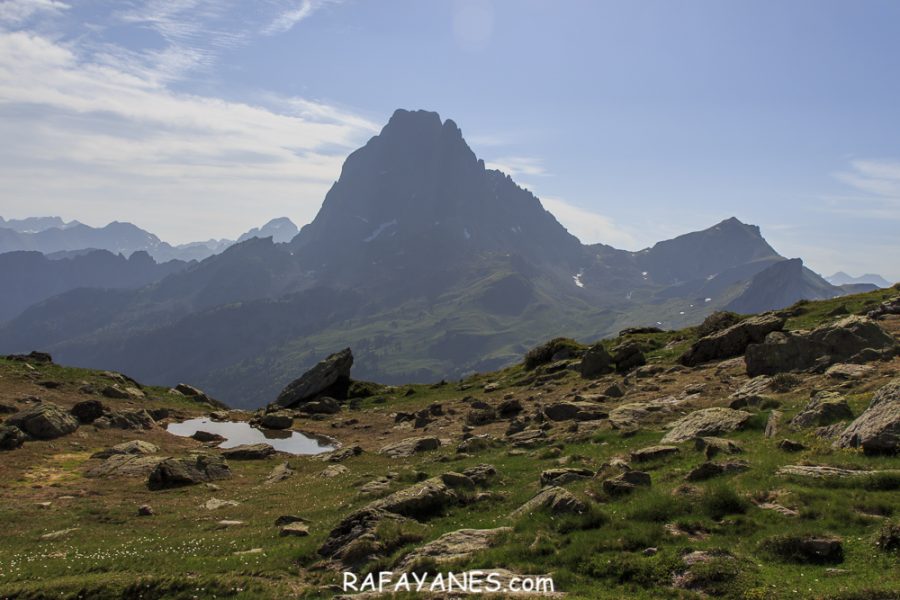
top-left (630, 445), bottom-right (679, 462)
top-left (191, 431), bottom-right (225, 443)
top-left (497, 398), bottom-right (523, 417)
top-left (776, 465), bottom-right (883, 478)
top-left (260, 412), bottom-right (293, 429)
top-left (745, 316), bottom-right (898, 376)
top-left (221, 443), bottom-right (276, 460)
top-left (378, 436), bottom-right (441, 458)
top-left (365, 476), bottom-right (465, 519)
top-left (87, 455), bottom-right (164, 478)
top-left (6, 402), bottom-right (78, 440)
top-left (506, 429), bottom-right (547, 448)
top-left (696, 311), bottom-right (742, 337)
top-left (826, 363), bottom-right (874, 380)
top-left (273, 348), bottom-right (353, 409)
top-left (763, 535), bottom-right (844, 564)
top-left (147, 454), bottom-right (232, 490)
top-left (297, 397), bottom-right (341, 415)
top-left (685, 460), bottom-right (749, 481)
top-left (456, 434), bottom-right (495, 454)
top-left (396, 527), bottom-right (511, 571)
top-left (602, 470), bottom-right (651, 495)
top-left (70, 400), bottom-right (106, 424)
top-left (544, 401), bottom-right (607, 422)
top-left (612, 341), bottom-right (646, 373)
top-left (694, 437), bottom-right (742, 459)
top-left (778, 439), bottom-right (806, 452)
top-left (462, 463), bottom-right (497, 485)
top-left (680, 314), bottom-right (785, 367)
top-left (604, 383), bottom-right (626, 398)
top-left (660, 408), bottom-right (752, 444)
top-left (834, 377), bottom-right (900, 454)
top-left (465, 408), bottom-right (497, 426)
top-left (790, 391), bottom-right (853, 428)
top-left (318, 445), bottom-right (363, 463)
top-left (265, 461), bottom-right (294, 485)
top-left (540, 467), bottom-right (594, 487)
top-left (91, 440), bottom-right (159, 459)
top-left (318, 507), bottom-right (411, 565)
top-left (512, 486), bottom-right (587, 517)
top-left (279, 522), bottom-right (310, 537)
top-left (580, 343), bottom-right (613, 378)
top-left (0, 425), bottom-right (26, 450)
top-left (765, 410), bottom-right (783, 438)
top-left (0, 402), bottom-right (18, 414)
top-left (320, 464), bottom-right (349, 478)
top-left (106, 409), bottom-right (156, 430)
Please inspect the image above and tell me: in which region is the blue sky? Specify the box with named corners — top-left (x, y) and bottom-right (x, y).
top-left (0, 0), bottom-right (898, 280)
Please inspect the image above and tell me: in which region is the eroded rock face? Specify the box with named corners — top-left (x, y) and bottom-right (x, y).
top-left (745, 316), bottom-right (898, 376)
top-left (661, 408), bottom-right (752, 444)
top-left (680, 314), bottom-right (785, 367)
top-left (395, 527), bottom-right (512, 571)
top-left (147, 454), bottom-right (231, 490)
top-left (273, 348), bottom-right (353, 409)
top-left (6, 402), bottom-right (78, 440)
top-left (835, 377), bottom-right (900, 454)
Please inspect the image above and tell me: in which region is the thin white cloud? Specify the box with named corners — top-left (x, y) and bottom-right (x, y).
top-left (539, 196), bottom-right (636, 249)
top-left (485, 156), bottom-right (549, 178)
top-left (0, 0), bottom-right (68, 25)
top-left (264, 0), bottom-right (335, 35)
top-left (832, 158), bottom-right (900, 219)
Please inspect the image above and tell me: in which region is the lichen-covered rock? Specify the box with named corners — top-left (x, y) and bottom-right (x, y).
top-left (580, 343), bottom-right (613, 378)
top-left (834, 377), bottom-right (900, 454)
top-left (221, 443), bottom-right (276, 460)
top-left (379, 436), bottom-right (441, 458)
top-left (539, 467), bottom-right (594, 487)
top-left (147, 454), bottom-right (231, 490)
top-left (544, 401), bottom-right (608, 422)
top-left (512, 486), bottom-right (587, 516)
top-left (680, 314), bottom-right (785, 367)
top-left (395, 527), bottom-right (511, 571)
top-left (630, 445), bottom-right (679, 462)
top-left (790, 391), bottom-right (853, 428)
top-left (661, 408), bottom-right (752, 444)
top-left (0, 425), bottom-right (26, 450)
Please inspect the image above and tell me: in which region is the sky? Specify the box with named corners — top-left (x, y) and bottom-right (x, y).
top-left (0, 0), bottom-right (898, 280)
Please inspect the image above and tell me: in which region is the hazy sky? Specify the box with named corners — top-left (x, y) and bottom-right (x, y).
top-left (0, 0), bottom-right (898, 280)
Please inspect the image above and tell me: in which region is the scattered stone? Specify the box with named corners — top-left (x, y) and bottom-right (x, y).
top-left (630, 445), bottom-right (679, 462)
top-left (6, 351), bottom-right (52, 364)
top-left (580, 343), bottom-right (613, 378)
top-left (465, 408), bottom-right (497, 426)
top-left (680, 314), bottom-right (785, 367)
top-left (6, 402), bottom-right (78, 440)
top-left (461, 463), bottom-right (497, 485)
top-left (660, 408), bottom-right (752, 444)
top-left (777, 465), bottom-right (882, 479)
top-left (765, 410), bottom-right (783, 438)
top-left (512, 486), bottom-right (587, 517)
top-left (280, 522), bottom-right (310, 537)
top-left (604, 383), bottom-right (626, 398)
top-left (147, 454), bottom-right (232, 490)
top-left (40, 528), bottom-right (78, 541)
top-left (693, 437), bottom-right (742, 459)
top-left (762, 535), bottom-right (844, 564)
top-left (204, 498), bottom-right (239, 510)
top-left (602, 470), bottom-right (651, 495)
top-left (540, 467), bottom-right (594, 487)
top-left (790, 391), bottom-right (853, 428)
top-left (320, 464), bottom-right (349, 478)
top-left (275, 515), bottom-right (308, 526)
top-left (216, 520), bottom-right (243, 529)
top-left (497, 398), bottom-right (523, 417)
top-left (221, 443), bottom-right (276, 460)
top-left (106, 409), bottom-right (156, 430)
top-left (91, 440), bottom-right (159, 459)
top-left (757, 502), bottom-right (798, 517)
top-left (318, 445), bottom-right (363, 463)
top-left (506, 429), bottom-right (547, 448)
top-left (456, 434), bottom-right (495, 453)
top-left (0, 402), bottom-right (18, 414)
top-left (685, 460), bottom-right (749, 481)
top-left (826, 363), bottom-right (874, 380)
top-left (273, 348), bottom-right (353, 409)
top-left (745, 316), bottom-right (898, 376)
top-left (835, 377), bottom-right (900, 454)
top-left (137, 504), bottom-right (154, 517)
top-left (0, 425), bottom-right (26, 451)
top-left (778, 439), bottom-right (807, 452)
top-left (544, 401), bottom-right (607, 422)
top-left (378, 436), bottom-right (441, 458)
top-left (265, 461), bottom-right (294, 485)
top-left (395, 527), bottom-right (511, 571)
top-left (86, 454), bottom-right (164, 478)
top-left (298, 397), bottom-right (341, 415)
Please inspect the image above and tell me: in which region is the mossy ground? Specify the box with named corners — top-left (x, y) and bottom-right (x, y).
top-left (1, 289), bottom-right (898, 599)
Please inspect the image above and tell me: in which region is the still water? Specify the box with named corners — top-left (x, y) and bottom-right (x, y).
top-left (167, 418), bottom-right (336, 455)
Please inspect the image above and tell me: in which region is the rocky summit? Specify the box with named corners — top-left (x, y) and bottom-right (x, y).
top-left (1, 286), bottom-right (899, 598)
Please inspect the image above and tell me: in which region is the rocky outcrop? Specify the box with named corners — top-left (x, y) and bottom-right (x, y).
top-left (835, 377), bottom-right (900, 454)
top-left (660, 408), bottom-right (752, 444)
top-left (680, 314), bottom-right (785, 367)
top-left (790, 391), bottom-right (853, 428)
top-left (273, 348), bottom-right (353, 409)
top-left (745, 316), bottom-right (897, 376)
top-left (378, 436), bottom-right (441, 458)
top-left (147, 454), bottom-right (232, 490)
top-left (395, 527), bottom-right (511, 571)
top-left (6, 402), bottom-right (78, 440)
top-left (612, 342), bottom-right (646, 373)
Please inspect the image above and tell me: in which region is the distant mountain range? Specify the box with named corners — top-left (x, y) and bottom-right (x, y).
top-left (0, 109), bottom-right (884, 408)
top-left (826, 271), bottom-right (892, 288)
top-left (0, 216), bottom-right (298, 263)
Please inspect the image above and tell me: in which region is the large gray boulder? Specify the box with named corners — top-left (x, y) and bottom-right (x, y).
top-left (6, 402), bottom-right (78, 440)
top-left (790, 391), bottom-right (853, 428)
top-left (745, 316), bottom-right (897, 376)
top-left (680, 314), bottom-right (785, 367)
top-left (147, 454), bottom-right (232, 490)
top-left (835, 377), bottom-right (900, 454)
top-left (661, 407), bottom-right (752, 444)
top-left (273, 348), bottom-right (353, 409)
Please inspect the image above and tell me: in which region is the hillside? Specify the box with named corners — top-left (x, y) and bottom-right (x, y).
top-left (0, 286), bottom-right (898, 599)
